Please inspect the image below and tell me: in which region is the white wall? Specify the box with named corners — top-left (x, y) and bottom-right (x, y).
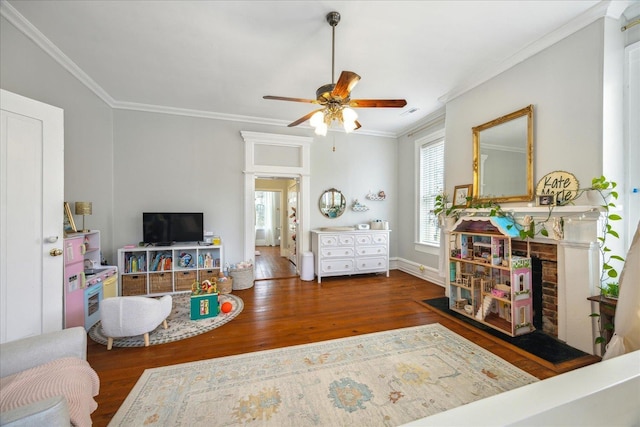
top-left (309, 131), bottom-right (398, 255)
top-left (0, 13), bottom-right (398, 265)
top-left (395, 19), bottom-right (613, 275)
top-left (445, 20), bottom-right (605, 197)
top-left (0, 16), bottom-right (115, 260)
top-left (1, 11), bottom-right (631, 277)
top-left (111, 110), bottom-right (397, 265)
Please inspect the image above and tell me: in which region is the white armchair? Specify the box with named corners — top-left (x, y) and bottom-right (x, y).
top-left (100, 295), bottom-right (172, 350)
top-left (0, 327), bottom-right (98, 427)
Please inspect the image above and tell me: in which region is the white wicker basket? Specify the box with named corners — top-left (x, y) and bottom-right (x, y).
top-left (229, 266), bottom-right (254, 290)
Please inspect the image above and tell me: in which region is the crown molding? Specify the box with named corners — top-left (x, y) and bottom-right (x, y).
top-left (112, 100), bottom-right (396, 138)
top-left (438, 1), bottom-right (612, 105)
top-left (1, 0), bottom-right (116, 106)
top-left (1, 0), bottom-right (399, 138)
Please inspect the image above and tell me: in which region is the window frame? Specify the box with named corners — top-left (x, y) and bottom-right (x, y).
top-left (415, 129), bottom-right (445, 253)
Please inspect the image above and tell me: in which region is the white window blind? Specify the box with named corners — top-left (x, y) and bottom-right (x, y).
top-left (419, 139), bottom-right (444, 245)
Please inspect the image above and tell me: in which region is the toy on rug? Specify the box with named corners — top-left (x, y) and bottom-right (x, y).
top-left (191, 279), bottom-right (217, 294)
top-left (220, 301), bottom-right (232, 313)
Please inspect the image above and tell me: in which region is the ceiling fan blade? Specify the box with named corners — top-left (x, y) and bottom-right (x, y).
top-left (332, 71), bottom-right (361, 99)
top-left (263, 95), bottom-right (318, 104)
top-left (349, 99), bottom-right (407, 108)
top-left (354, 120), bottom-right (361, 130)
top-left (288, 109), bottom-right (323, 127)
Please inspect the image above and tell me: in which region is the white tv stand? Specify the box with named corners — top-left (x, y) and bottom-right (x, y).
top-left (117, 243), bottom-right (223, 296)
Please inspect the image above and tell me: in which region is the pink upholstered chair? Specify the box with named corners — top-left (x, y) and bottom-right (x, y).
top-left (100, 295), bottom-right (172, 350)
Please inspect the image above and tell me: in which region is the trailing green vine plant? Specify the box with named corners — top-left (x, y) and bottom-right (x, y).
top-left (581, 176), bottom-right (623, 348)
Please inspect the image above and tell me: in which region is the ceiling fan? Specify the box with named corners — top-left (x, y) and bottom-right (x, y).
top-left (263, 11), bottom-right (407, 135)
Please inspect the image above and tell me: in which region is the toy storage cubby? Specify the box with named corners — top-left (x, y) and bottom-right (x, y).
top-left (448, 216), bottom-right (534, 337)
top-left (118, 244), bottom-right (223, 296)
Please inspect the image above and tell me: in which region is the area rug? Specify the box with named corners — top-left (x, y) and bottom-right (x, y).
top-left (88, 293), bottom-right (243, 348)
top-left (108, 323), bottom-right (537, 426)
top-left (422, 297), bottom-right (589, 365)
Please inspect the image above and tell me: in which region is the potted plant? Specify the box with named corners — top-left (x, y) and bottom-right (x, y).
top-left (583, 176), bottom-right (623, 348)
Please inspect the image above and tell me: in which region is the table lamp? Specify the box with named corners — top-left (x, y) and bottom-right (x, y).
top-left (75, 201), bottom-right (92, 232)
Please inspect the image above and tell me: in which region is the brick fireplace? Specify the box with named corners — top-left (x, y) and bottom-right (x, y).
top-left (512, 241), bottom-right (558, 337)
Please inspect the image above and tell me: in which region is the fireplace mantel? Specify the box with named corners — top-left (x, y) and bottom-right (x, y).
top-left (445, 205), bottom-right (603, 354)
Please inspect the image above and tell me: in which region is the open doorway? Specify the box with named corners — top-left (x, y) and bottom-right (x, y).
top-left (254, 177), bottom-right (298, 280)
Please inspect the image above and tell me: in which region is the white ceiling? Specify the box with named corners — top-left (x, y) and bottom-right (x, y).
top-left (3, 0), bottom-right (618, 136)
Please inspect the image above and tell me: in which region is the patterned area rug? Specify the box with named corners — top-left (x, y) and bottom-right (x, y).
top-left (108, 323), bottom-right (537, 426)
top-left (88, 293), bottom-right (243, 348)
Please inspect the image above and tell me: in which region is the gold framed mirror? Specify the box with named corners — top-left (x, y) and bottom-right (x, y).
top-left (319, 188), bottom-right (346, 218)
top-left (472, 105), bottom-right (533, 203)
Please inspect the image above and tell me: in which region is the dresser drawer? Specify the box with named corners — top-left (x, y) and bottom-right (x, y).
top-left (371, 233), bottom-right (388, 245)
top-left (356, 246), bottom-right (387, 257)
top-left (319, 234), bottom-right (355, 247)
top-left (355, 256), bottom-right (388, 272)
top-left (319, 259), bottom-right (354, 274)
top-left (354, 233), bottom-right (388, 246)
top-left (355, 234), bottom-right (373, 245)
top-left (321, 247), bottom-right (355, 258)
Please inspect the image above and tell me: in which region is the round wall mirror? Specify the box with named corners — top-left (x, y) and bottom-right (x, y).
top-left (319, 188), bottom-right (346, 218)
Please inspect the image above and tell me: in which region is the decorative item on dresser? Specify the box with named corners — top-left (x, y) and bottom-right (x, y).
top-left (311, 229), bottom-right (390, 283)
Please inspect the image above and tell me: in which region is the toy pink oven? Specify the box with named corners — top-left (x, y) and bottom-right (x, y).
top-left (84, 282), bottom-right (103, 331)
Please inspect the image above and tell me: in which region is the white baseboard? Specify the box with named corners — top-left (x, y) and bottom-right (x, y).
top-left (393, 258), bottom-right (445, 288)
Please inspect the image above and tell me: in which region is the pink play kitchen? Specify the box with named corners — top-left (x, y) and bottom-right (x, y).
top-left (63, 231), bottom-right (117, 330)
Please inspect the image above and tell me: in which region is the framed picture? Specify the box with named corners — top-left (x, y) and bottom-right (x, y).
top-left (64, 202), bottom-right (77, 234)
top-left (537, 194), bottom-right (556, 207)
top-left (453, 184), bottom-right (473, 208)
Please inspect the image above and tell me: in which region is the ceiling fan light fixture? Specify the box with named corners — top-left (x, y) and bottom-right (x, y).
top-left (310, 110), bottom-right (324, 127)
top-left (263, 11), bottom-right (406, 134)
top-left (342, 107), bottom-right (358, 133)
top-left (314, 122), bottom-right (328, 136)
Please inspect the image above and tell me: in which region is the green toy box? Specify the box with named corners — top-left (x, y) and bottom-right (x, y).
top-left (190, 293), bottom-right (219, 320)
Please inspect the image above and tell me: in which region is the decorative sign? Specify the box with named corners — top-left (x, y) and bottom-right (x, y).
top-left (535, 171), bottom-right (579, 205)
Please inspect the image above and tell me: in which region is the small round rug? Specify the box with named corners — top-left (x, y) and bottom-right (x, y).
top-left (88, 293), bottom-right (243, 348)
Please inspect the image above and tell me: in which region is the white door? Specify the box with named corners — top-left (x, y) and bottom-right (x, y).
top-left (1, 89), bottom-right (64, 344)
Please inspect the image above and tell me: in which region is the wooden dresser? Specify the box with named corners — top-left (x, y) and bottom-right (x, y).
top-left (310, 229), bottom-right (390, 283)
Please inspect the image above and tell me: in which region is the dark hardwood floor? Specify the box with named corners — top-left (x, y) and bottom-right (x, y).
top-left (254, 245), bottom-right (297, 280)
top-left (87, 267), bottom-right (599, 426)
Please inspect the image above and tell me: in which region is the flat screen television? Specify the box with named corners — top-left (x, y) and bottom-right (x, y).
top-left (143, 212), bottom-right (204, 245)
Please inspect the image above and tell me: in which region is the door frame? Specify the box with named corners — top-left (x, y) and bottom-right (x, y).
top-left (241, 132), bottom-right (312, 271)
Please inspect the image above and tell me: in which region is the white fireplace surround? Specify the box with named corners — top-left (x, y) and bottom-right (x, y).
top-left (445, 205), bottom-right (604, 355)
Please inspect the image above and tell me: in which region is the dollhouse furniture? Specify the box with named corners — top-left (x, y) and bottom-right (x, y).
top-left (100, 295), bottom-right (172, 350)
top-left (0, 327), bottom-right (99, 427)
top-left (447, 216), bottom-right (534, 336)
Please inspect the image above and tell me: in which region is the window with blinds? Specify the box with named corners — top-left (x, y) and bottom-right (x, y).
top-left (419, 138), bottom-right (444, 245)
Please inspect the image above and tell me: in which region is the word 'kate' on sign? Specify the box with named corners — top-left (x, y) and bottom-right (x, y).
top-left (535, 171), bottom-right (579, 205)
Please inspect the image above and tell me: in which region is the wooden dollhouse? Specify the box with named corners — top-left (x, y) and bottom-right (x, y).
top-left (447, 216), bottom-right (534, 336)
